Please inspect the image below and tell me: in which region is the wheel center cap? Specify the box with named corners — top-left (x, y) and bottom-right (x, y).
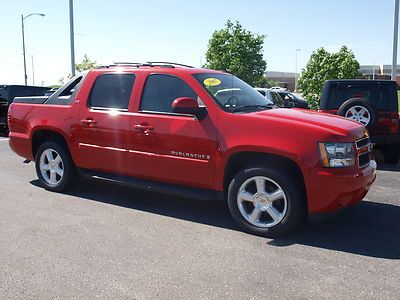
top-left (49, 161), bottom-right (56, 169)
top-left (255, 193), bottom-right (270, 205)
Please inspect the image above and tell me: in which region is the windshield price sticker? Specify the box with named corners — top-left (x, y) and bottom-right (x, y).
top-left (204, 78), bottom-right (221, 86)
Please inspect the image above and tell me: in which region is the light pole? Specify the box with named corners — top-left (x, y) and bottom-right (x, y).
top-left (372, 57), bottom-right (376, 80)
top-left (27, 54), bottom-right (35, 85)
top-left (21, 13), bottom-right (45, 86)
top-left (69, 0), bottom-right (76, 77)
top-left (295, 48), bottom-right (301, 91)
top-left (392, 0), bottom-right (399, 80)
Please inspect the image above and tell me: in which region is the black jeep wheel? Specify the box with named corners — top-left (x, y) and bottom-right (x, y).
top-left (337, 98), bottom-right (377, 129)
top-left (227, 165), bottom-right (305, 238)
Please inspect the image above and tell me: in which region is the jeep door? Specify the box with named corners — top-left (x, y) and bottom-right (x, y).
top-left (129, 73), bottom-right (218, 189)
top-left (74, 72), bottom-right (136, 175)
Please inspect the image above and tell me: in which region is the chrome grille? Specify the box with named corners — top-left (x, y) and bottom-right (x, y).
top-left (355, 137), bottom-right (371, 168)
top-left (356, 137), bottom-right (370, 149)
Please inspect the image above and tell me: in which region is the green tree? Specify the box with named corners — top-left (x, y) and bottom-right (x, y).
top-left (298, 46), bottom-right (361, 110)
top-left (255, 76), bottom-right (280, 88)
top-left (205, 20), bottom-right (267, 86)
top-left (256, 76), bottom-right (269, 88)
top-left (75, 54), bottom-right (98, 73)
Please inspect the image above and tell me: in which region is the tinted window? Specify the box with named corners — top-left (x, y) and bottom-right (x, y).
top-left (256, 90), bottom-right (266, 96)
top-left (336, 83), bottom-right (388, 109)
top-left (140, 74), bottom-right (197, 113)
top-left (89, 74), bottom-right (135, 109)
top-left (271, 92), bottom-right (284, 107)
top-left (278, 92), bottom-right (287, 100)
top-left (286, 94), bottom-right (295, 100)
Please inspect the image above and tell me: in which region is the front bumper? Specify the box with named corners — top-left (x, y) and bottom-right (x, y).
top-left (306, 160), bottom-right (377, 214)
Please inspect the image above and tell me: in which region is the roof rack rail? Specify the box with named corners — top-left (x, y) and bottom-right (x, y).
top-left (112, 62), bottom-right (151, 66)
top-left (98, 62), bottom-right (196, 69)
top-left (146, 62), bottom-right (195, 68)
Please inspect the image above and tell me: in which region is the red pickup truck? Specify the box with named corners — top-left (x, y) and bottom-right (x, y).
top-left (8, 62), bottom-right (376, 237)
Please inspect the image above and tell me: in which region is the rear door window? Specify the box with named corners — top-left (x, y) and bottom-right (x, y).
top-left (336, 83), bottom-right (386, 109)
top-left (89, 73), bottom-right (135, 110)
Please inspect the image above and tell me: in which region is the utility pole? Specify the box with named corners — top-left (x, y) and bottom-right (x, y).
top-left (372, 57), bottom-right (376, 80)
top-left (27, 54), bottom-right (35, 85)
top-left (295, 49), bottom-right (301, 92)
top-left (21, 13), bottom-right (45, 86)
top-left (69, 0), bottom-right (76, 77)
top-left (21, 14), bottom-right (27, 85)
top-left (392, 0), bottom-right (399, 80)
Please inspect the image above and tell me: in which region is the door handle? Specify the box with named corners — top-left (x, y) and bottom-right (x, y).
top-left (134, 124), bottom-right (154, 135)
top-left (80, 118), bottom-right (97, 126)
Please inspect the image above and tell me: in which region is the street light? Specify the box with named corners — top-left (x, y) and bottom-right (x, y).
top-left (27, 54), bottom-right (35, 85)
top-left (372, 57), bottom-right (376, 80)
top-left (295, 49), bottom-right (301, 92)
top-left (21, 13), bottom-right (45, 86)
top-left (392, 0), bottom-right (399, 80)
top-left (69, 0), bottom-right (76, 77)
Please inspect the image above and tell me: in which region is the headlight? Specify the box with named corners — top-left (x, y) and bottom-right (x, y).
top-left (318, 142), bottom-right (355, 167)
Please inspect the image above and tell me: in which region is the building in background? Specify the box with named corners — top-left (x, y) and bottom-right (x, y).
top-left (359, 65), bottom-right (400, 85)
top-left (265, 71), bottom-right (299, 91)
top-left (265, 65), bottom-right (400, 92)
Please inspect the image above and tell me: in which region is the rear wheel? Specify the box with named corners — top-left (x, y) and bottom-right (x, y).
top-left (227, 166), bottom-right (305, 238)
top-left (337, 98), bottom-right (377, 129)
top-left (35, 141), bottom-right (77, 192)
top-left (383, 144), bottom-right (400, 164)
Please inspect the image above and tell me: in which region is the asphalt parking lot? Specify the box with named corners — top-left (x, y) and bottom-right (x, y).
top-left (0, 136), bottom-right (399, 299)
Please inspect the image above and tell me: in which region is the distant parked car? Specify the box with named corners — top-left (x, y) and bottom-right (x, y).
top-left (254, 88), bottom-right (288, 108)
top-left (270, 86), bottom-right (287, 91)
top-left (0, 85), bottom-right (50, 133)
top-left (277, 91), bottom-right (309, 109)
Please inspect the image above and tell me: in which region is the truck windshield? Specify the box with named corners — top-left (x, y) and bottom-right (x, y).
top-left (193, 73), bottom-right (273, 113)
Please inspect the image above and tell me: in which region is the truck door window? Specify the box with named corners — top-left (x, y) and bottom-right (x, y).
top-left (140, 74), bottom-right (198, 113)
top-left (89, 74), bottom-right (135, 110)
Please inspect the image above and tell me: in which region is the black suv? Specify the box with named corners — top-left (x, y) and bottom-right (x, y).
top-left (0, 85), bottom-right (50, 133)
top-left (319, 80), bottom-right (400, 164)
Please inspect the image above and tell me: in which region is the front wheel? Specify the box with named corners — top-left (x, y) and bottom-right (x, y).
top-left (227, 166), bottom-right (305, 238)
top-left (35, 141), bottom-right (77, 192)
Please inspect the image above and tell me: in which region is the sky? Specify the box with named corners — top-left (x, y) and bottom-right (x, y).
top-left (0, 0), bottom-right (398, 86)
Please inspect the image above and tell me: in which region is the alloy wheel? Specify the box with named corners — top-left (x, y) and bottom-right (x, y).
top-left (344, 105), bottom-right (371, 126)
top-left (237, 176), bottom-right (288, 228)
top-left (39, 148), bottom-right (64, 185)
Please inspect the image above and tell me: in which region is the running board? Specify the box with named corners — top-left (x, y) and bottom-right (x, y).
top-left (79, 169), bottom-right (224, 201)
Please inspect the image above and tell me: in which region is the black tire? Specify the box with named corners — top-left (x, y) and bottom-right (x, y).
top-left (227, 165), bottom-right (306, 238)
top-left (383, 144), bottom-right (400, 164)
top-left (35, 141), bottom-right (77, 192)
top-left (337, 98), bottom-right (377, 129)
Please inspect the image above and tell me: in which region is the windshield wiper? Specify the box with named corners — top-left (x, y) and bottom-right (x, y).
top-left (232, 104), bottom-right (274, 113)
